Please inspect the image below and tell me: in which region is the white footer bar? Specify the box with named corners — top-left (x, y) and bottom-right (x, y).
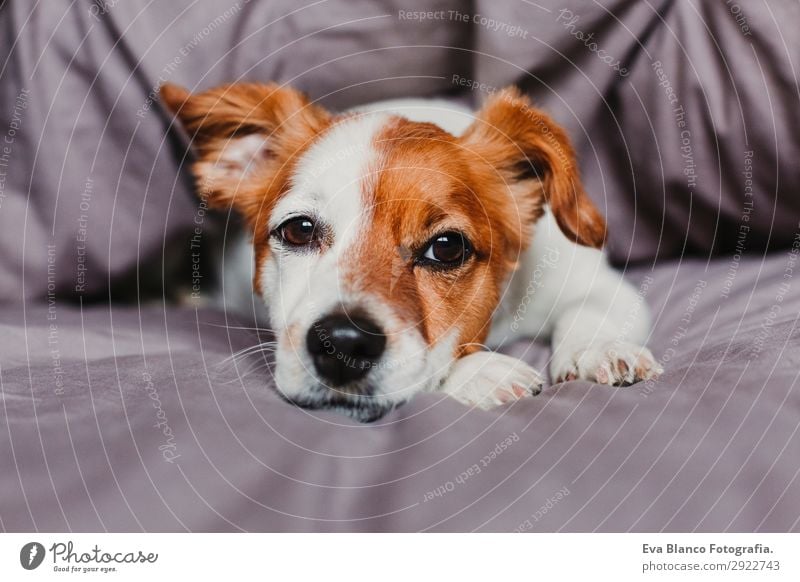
top-left (1, 533), bottom-right (797, 581)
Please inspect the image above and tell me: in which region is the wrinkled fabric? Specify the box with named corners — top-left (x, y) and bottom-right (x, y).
top-left (1, 254), bottom-right (798, 531)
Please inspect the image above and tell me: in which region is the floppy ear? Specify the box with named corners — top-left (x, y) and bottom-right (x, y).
top-left (160, 82), bottom-right (330, 224)
top-left (460, 87), bottom-right (605, 248)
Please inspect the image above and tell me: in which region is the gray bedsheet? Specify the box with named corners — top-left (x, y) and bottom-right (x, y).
top-left (2, 252), bottom-right (798, 531)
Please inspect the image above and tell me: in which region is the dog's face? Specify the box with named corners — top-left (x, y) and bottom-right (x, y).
top-left (162, 83), bottom-right (604, 421)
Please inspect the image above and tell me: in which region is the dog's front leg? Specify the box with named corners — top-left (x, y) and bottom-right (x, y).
top-left (440, 351), bottom-right (544, 409)
top-left (550, 287), bottom-right (662, 386)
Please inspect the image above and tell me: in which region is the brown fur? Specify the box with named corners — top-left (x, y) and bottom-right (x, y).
top-left (342, 117), bottom-right (513, 353)
top-left (461, 87), bottom-right (606, 248)
top-left (162, 83), bottom-right (605, 356)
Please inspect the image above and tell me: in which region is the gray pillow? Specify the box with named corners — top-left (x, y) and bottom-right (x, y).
top-left (468, 0), bottom-right (800, 264)
top-left (1, 0), bottom-right (798, 300)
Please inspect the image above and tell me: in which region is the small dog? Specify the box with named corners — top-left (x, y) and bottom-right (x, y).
top-left (162, 82), bottom-right (661, 422)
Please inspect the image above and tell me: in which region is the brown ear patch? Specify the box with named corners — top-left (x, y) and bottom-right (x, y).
top-left (159, 82), bottom-right (331, 221)
top-left (160, 82), bottom-right (329, 146)
top-left (461, 87), bottom-right (606, 249)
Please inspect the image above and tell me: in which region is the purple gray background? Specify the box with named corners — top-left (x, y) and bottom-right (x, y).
top-left (0, 0), bottom-right (798, 531)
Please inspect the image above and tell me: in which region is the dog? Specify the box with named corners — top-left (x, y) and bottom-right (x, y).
top-left (161, 82), bottom-right (661, 422)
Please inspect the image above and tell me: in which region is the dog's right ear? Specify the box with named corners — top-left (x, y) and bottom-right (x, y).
top-left (160, 83), bottom-right (330, 221)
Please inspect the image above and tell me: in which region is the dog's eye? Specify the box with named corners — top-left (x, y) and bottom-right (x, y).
top-left (420, 231), bottom-right (472, 267)
top-left (277, 216), bottom-right (317, 246)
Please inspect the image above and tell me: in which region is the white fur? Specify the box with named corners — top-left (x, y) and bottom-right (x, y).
top-left (441, 351), bottom-right (544, 407)
top-left (254, 113), bottom-right (452, 416)
top-left (217, 97), bottom-right (660, 417)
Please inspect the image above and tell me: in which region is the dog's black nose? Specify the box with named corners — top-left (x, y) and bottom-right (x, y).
top-left (306, 314), bottom-right (387, 386)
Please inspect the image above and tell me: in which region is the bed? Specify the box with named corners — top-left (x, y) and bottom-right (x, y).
top-left (1, 0), bottom-right (798, 531)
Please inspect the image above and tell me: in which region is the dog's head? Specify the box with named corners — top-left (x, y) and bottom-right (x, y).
top-left (161, 83), bottom-right (604, 421)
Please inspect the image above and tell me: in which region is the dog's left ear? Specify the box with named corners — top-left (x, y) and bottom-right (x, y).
top-left (460, 87), bottom-right (606, 248)
top-left (160, 82), bottom-right (330, 221)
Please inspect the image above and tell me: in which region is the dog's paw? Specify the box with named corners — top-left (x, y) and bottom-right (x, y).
top-left (552, 341), bottom-right (662, 386)
top-left (440, 351), bottom-right (544, 409)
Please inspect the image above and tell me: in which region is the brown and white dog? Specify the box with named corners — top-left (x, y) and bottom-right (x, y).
top-left (161, 82), bottom-right (661, 422)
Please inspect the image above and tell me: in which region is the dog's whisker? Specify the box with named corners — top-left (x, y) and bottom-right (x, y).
top-left (221, 348), bottom-right (277, 366)
top-left (221, 347), bottom-right (273, 364)
top-left (217, 356), bottom-right (275, 378)
top-left (219, 342), bottom-right (278, 366)
top-left (233, 360), bottom-right (275, 379)
top-left (229, 340), bottom-right (278, 354)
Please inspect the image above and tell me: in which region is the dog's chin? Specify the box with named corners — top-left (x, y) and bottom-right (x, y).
top-left (282, 389), bottom-right (400, 423)
top-left (325, 402), bottom-right (394, 423)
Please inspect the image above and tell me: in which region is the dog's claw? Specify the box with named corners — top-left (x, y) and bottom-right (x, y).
top-left (552, 341), bottom-right (661, 386)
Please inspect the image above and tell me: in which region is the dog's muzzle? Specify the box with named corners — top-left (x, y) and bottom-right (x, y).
top-left (306, 313), bottom-right (386, 386)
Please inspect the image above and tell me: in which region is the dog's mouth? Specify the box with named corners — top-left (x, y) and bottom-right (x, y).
top-left (283, 391), bottom-right (400, 423)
